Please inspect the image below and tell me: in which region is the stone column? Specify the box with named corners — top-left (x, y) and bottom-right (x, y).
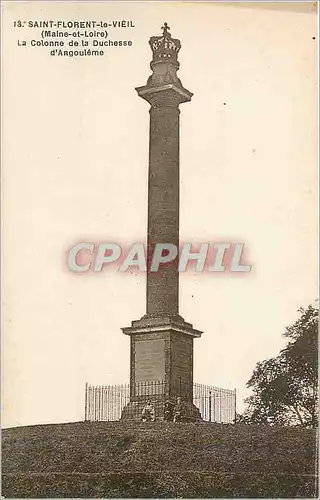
top-left (121, 24), bottom-right (203, 420)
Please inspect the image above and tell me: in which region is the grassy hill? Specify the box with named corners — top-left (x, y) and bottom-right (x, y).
top-left (2, 421), bottom-right (318, 498)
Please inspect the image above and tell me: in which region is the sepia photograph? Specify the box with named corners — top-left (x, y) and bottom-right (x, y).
top-left (1, 1), bottom-right (318, 498)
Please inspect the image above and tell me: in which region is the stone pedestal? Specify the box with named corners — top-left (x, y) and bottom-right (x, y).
top-left (121, 315), bottom-right (202, 420)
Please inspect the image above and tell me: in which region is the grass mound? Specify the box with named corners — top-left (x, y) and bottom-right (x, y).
top-left (2, 421), bottom-right (318, 497)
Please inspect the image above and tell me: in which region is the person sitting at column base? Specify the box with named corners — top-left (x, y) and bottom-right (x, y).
top-left (173, 397), bottom-right (185, 422)
top-left (141, 400), bottom-right (155, 422)
top-left (164, 399), bottom-right (175, 422)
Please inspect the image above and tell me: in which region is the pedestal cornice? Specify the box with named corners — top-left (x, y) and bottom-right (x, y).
top-left (122, 314), bottom-right (202, 338)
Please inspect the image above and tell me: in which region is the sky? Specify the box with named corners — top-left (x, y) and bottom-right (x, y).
top-left (2, 1), bottom-right (318, 427)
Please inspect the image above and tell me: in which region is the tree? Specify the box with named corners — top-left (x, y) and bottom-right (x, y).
top-left (242, 304), bottom-right (318, 428)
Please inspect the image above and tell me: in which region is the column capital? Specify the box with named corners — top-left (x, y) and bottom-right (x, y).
top-left (136, 83), bottom-right (193, 108)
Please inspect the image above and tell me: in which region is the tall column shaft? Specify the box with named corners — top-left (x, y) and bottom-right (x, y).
top-left (147, 104), bottom-right (180, 316)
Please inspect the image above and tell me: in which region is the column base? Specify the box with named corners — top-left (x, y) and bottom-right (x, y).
top-left (121, 314), bottom-right (203, 421)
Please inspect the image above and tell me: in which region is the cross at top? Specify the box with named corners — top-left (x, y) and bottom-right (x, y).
top-left (161, 22), bottom-right (170, 35)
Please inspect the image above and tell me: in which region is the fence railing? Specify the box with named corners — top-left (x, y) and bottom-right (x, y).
top-left (85, 381), bottom-right (236, 423)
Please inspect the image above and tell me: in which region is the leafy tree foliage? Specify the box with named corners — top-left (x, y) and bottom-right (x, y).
top-left (242, 304), bottom-right (318, 428)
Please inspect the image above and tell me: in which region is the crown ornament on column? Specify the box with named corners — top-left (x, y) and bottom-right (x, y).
top-left (149, 22), bottom-right (181, 63)
top-left (144, 23), bottom-right (188, 90)
top-left (136, 23), bottom-right (193, 103)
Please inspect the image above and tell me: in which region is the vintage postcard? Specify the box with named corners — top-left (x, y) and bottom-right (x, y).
top-left (1, 1), bottom-right (318, 498)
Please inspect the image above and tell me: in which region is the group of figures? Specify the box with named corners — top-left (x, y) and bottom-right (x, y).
top-left (141, 397), bottom-right (186, 422)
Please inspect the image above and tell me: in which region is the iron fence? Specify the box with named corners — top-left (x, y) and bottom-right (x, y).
top-left (85, 380), bottom-right (236, 423)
